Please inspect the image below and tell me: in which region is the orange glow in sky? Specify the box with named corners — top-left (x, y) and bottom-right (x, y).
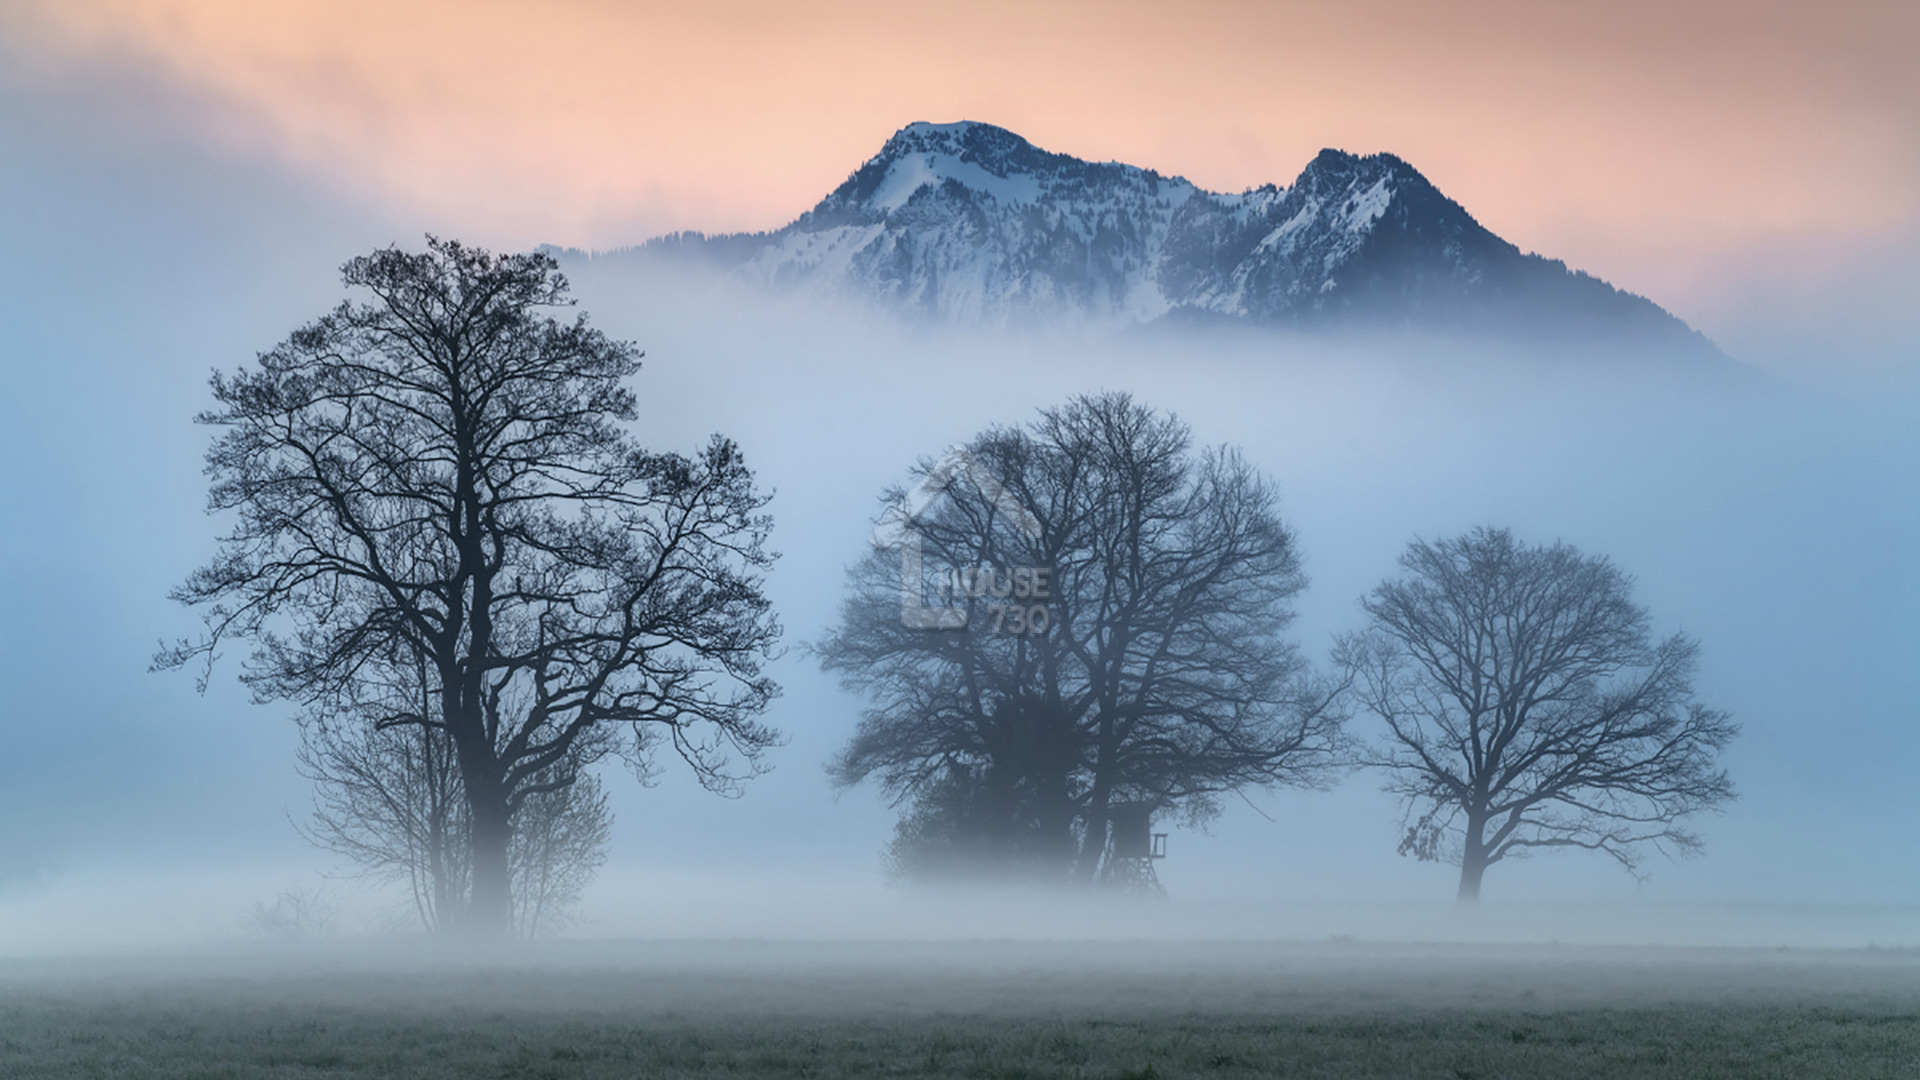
top-left (10, 0), bottom-right (1916, 313)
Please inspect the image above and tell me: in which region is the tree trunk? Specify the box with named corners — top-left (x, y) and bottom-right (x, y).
top-left (1035, 769), bottom-right (1076, 876)
top-left (1029, 708), bottom-right (1077, 878)
top-left (1457, 815), bottom-right (1488, 904)
top-left (1456, 854), bottom-right (1487, 903)
top-left (442, 665), bottom-right (513, 937)
top-left (1075, 720), bottom-right (1116, 883)
top-left (448, 712), bottom-right (512, 935)
top-left (467, 782), bottom-right (513, 936)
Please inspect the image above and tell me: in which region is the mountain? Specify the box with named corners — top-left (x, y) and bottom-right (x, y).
top-left (581, 121), bottom-right (1719, 355)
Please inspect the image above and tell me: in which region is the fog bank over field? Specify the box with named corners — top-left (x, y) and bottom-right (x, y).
top-left (4, 867), bottom-right (1919, 957)
top-left (9, 937), bottom-right (1920, 1016)
top-left (1, 245), bottom-right (1914, 958)
top-left (7, 869), bottom-right (1920, 958)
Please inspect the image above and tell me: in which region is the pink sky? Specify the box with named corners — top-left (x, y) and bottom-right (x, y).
top-left (11, 0), bottom-right (1917, 325)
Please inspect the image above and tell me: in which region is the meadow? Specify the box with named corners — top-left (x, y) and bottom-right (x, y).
top-left (5, 939), bottom-right (1917, 1078)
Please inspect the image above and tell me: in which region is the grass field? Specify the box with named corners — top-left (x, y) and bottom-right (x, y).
top-left (4, 940), bottom-right (1917, 1078)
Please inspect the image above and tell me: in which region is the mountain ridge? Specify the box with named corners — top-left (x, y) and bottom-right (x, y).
top-left (559, 121), bottom-right (1720, 358)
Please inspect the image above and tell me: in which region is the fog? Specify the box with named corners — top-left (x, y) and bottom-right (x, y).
top-left (3, 68), bottom-right (1919, 971)
top-left (3, 244), bottom-right (1916, 958)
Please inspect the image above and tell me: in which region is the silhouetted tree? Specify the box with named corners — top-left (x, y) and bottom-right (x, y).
top-left (294, 646), bottom-right (613, 937)
top-left (159, 238), bottom-right (779, 935)
top-left (294, 649), bottom-right (467, 932)
top-left (882, 763), bottom-right (1029, 884)
top-left (1339, 527), bottom-right (1737, 902)
top-left (821, 393), bottom-right (1346, 883)
top-left (508, 752), bottom-right (611, 938)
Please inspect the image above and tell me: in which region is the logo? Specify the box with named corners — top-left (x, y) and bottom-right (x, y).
top-left (872, 447), bottom-right (1053, 632)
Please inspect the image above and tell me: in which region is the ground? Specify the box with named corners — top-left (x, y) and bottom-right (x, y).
top-left (4, 940), bottom-right (1917, 1078)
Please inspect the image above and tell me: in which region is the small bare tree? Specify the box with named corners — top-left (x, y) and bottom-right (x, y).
top-left (294, 630), bottom-right (613, 937)
top-left (1339, 527), bottom-right (1738, 902)
top-left (297, 714), bottom-right (466, 933)
top-left (294, 645), bottom-right (469, 932)
top-left (509, 761), bottom-right (611, 938)
top-left (247, 886), bottom-right (338, 941)
top-left (297, 705), bottom-right (611, 938)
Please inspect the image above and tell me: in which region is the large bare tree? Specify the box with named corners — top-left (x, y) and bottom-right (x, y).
top-left (821, 393), bottom-right (1346, 884)
top-left (1339, 527), bottom-right (1737, 901)
top-left (159, 238), bottom-right (780, 934)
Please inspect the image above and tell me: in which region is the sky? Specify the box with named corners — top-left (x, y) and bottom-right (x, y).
top-left (7, 0), bottom-right (1919, 366)
top-left (0, 0), bottom-right (1916, 948)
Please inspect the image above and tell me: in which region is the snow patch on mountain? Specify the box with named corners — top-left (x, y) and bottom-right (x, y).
top-left (869, 152), bottom-right (1044, 211)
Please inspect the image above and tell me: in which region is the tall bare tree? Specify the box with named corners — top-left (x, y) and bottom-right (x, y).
top-left (821, 394), bottom-right (1346, 884)
top-left (159, 238), bottom-right (780, 934)
top-left (1339, 527), bottom-right (1738, 902)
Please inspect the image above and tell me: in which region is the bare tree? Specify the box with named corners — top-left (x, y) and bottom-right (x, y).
top-left (294, 645), bottom-right (469, 932)
top-left (247, 886), bottom-right (338, 941)
top-left (509, 759), bottom-right (611, 938)
top-left (158, 238), bottom-right (780, 935)
top-left (821, 393), bottom-right (1346, 884)
top-left (295, 672), bottom-right (613, 938)
top-left (1339, 527), bottom-right (1738, 902)
top-left (298, 713), bottom-right (467, 933)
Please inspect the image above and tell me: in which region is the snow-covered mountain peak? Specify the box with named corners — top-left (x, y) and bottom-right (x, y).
top-left (876, 120), bottom-right (1033, 161)
top-left (821, 120), bottom-right (1192, 222)
top-left (600, 122), bottom-right (1718, 356)
top-left (853, 123), bottom-right (1049, 212)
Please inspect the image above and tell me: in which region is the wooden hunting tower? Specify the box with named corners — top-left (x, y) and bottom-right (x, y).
top-left (1105, 802), bottom-right (1166, 893)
